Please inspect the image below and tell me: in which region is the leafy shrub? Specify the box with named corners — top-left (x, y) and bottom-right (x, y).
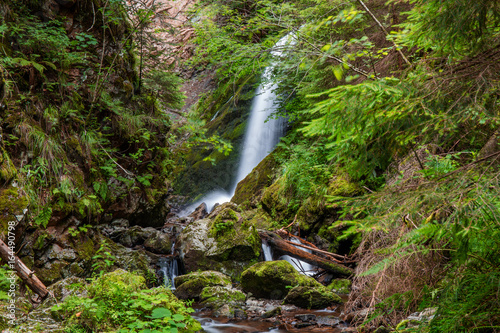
top-left (52, 269), bottom-right (201, 332)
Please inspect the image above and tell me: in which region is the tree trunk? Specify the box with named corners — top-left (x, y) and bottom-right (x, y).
top-left (259, 231), bottom-right (354, 277)
top-left (0, 239), bottom-right (49, 300)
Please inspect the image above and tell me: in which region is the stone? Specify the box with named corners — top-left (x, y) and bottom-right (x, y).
top-left (295, 314), bottom-right (316, 322)
top-left (46, 244), bottom-right (77, 261)
top-left (200, 285), bottom-right (246, 314)
top-left (240, 260), bottom-right (320, 300)
top-left (144, 232), bottom-right (172, 254)
top-left (188, 202), bottom-right (208, 220)
top-left (327, 278), bottom-right (352, 294)
top-left (284, 285), bottom-right (342, 309)
top-left (48, 276), bottom-right (87, 301)
top-left (176, 207), bottom-right (261, 277)
top-left (174, 270), bottom-right (231, 300)
top-left (262, 307), bottom-right (282, 319)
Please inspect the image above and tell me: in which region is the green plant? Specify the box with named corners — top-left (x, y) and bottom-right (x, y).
top-left (52, 270), bottom-right (201, 332)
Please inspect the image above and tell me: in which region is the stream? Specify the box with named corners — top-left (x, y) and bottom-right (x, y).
top-left (193, 301), bottom-right (348, 333)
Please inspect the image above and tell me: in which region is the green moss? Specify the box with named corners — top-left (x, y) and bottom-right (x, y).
top-left (36, 261), bottom-right (67, 285)
top-left (75, 237), bottom-right (95, 261)
top-left (0, 186), bottom-right (28, 237)
top-left (327, 279), bottom-right (352, 294)
top-left (327, 176), bottom-right (362, 198)
top-left (88, 269), bottom-right (146, 298)
top-left (240, 260), bottom-right (320, 299)
top-left (284, 285), bottom-right (342, 309)
top-left (200, 286), bottom-right (246, 308)
top-left (174, 271), bottom-right (231, 300)
top-left (261, 176), bottom-right (292, 221)
top-left (0, 147), bottom-right (16, 182)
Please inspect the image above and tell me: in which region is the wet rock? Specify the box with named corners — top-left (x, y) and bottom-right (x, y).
top-left (111, 218), bottom-right (130, 228)
top-left (234, 308), bottom-right (248, 320)
top-left (240, 260), bottom-right (319, 300)
top-left (144, 231), bottom-right (172, 254)
top-left (176, 205), bottom-right (261, 277)
top-left (174, 270), bottom-right (231, 300)
top-left (284, 285), bottom-right (342, 309)
top-left (262, 307), bottom-right (282, 319)
top-left (295, 314), bottom-right (316, 322)
top-left (117, 226), bottom-right (157, 247)
top-left (188, 202), bottom-right (208, 220)
top-left (295, 322), bottom-right (315, 328)
top-left (48, 276), bottom-right (87, 302)
top-left (317, 316), bottom-right (341, 326)
top-left (214, 304), bottom-right (233, 318)
top-left (200, 285), bottom-right (246, 317)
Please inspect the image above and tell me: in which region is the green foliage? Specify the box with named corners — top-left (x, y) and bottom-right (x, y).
top-left (0, 266), bottom-right (12, 301)
top-left (399, 0), bottom-right (500, 57)
top-left (52, 270), bottom-right (201, 332)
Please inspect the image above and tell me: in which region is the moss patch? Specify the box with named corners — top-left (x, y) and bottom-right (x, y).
top-left (240, 260), bottom-right (320, 299)
top-left (174, 271), bottom-right (231, 300)
top-left (284, 285), bottom-right (342, 309)
top-left (327, 278), bottom-right (352, 294)
top-left (0, 186), bottom-right (28, 237)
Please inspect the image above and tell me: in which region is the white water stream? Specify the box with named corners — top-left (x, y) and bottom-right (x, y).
top-left (182, 33), bottom-right (296, 214)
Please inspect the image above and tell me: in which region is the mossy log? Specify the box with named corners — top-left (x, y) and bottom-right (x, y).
top-left (0, 239), bottom-right (49, 300)
top-left (258, 231), bottom-right (353, 277)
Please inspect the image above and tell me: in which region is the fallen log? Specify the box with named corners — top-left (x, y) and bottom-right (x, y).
top-left (259, 230), bottom-right (354, 277)
top-left (0, 238), bottom-right (49, 301)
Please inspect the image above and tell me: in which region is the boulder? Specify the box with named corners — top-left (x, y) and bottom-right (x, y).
top-left (200, 285), bottom-right (246, 315)
top-left (174, 270), bottom-right (231, 300)
top-left (327, 279), bottom-right (352, 294)
top-left (176, 205), bottom-right (261, 277)
top-left (284, 285), bottom-right (342, 309)
top-left (188, 202), bottom-right (208, 220)
top-left (144, 232), bottom-right (172, 254)
top-left (240, 260), bottom-right (318, 300)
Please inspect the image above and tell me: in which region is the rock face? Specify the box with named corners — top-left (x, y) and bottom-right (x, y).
top-left (176, 204), bottom-right (261, 277)
top-left (174, 270), bottom-right (231, 300)
top-left (284, 285), bottom-right (342, 309)
top-left (240, 260), bottom-right (319, 300)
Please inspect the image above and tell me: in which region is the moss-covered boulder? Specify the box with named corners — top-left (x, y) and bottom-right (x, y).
top-left (284, 285), bottom-right (342, 309)
top-left (260, 176), bottom-right (292, 220)
top-left (88, 269), bottom-right (146, 297)
top-left (174, 271), bottom-right (231, 300)
top-left (327, 278), bottom-right (352, 294)
top-left (200, 285), bottom-right (246, 316)
top-left (240, 260), bottom-right (319, 299)
top-left (176, 205), bottom-right (262, 277)
top-left (232, 151), bottom-right (280, 206)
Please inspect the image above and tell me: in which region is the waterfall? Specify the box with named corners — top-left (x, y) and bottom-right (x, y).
top-left (280, 237), bottom-right (316, 276)
top-left (261, 242), bottom-right (274, 261)
top-left (183, 33), bottom-right (296, 214)
top-left (158, 257), bottom-right (179, 289)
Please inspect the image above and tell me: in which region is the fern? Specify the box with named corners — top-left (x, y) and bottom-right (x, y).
top-left (34, 207), bottom-right (52, 228)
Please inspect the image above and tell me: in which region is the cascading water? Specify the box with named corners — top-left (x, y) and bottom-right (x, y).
top-left (280, 237), bottom-right (316, 276)
top-left (183, 33), bottom-right (296, 214)
top-left (158, 257), bottom-right (179, 289)
top-left (261, 242), bottom-right (274, 262)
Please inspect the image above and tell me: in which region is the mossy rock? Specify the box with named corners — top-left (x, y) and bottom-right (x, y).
top-left (327, 279), bottom-right (352, 294)
top-left (0, 186), bottom-right (28, 238)
top-left (232, 151), bottom-right (279, 206)
top-left (243, 208), bottom-right (274, 230)
top-left (36, 260), bottom-right (68, 285)
top-left (48, 276), bottom-right (88, 302)
top-left (200, 286), bottom-right (246, 309)
top-left (174, 271), bottom-right (231, 300)
top-left (240, 260), bottom-right (319, 299)
top-left (260, 176), bottom-right (292, 220)
top-left (284, 285), bottom-right (342, 309)
top-left (0, 147), bottom-right (16, 183)
top-left (89, 269), bottom-right (146, 298)
top-left (327, 176), bottom-right (362, 201)
top-left (296, 195), bottom-right (328, 233)
top-left (144, 231), bottom-right (172, 254)
top-left (177, 210), bottom-right (262, 278)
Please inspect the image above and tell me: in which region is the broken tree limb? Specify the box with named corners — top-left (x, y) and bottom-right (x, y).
top-left (0, 238), bottom-right (49, 300)
top-left (259, 230), bottom-right (354, 277)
